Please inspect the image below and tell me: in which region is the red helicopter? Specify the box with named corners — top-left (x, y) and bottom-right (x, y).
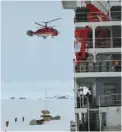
top-left (27, 18), bottom-right (61, 39)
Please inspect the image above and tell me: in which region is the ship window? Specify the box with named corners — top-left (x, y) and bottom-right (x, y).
top-left (104, 83), bottom-right (117, 106)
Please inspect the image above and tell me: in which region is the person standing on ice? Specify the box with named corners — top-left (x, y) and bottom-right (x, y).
top-left (5, 121), bottom-right (9, 127)
top-left (22, 117), bottom-right (24, 122)
top-left (15, 117), bottom-right (17, 122)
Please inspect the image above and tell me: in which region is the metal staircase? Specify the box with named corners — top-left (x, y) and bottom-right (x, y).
top-left (89, 110), bottom-right (100, 131)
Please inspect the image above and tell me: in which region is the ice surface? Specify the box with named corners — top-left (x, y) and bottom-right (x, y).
top-left (1, 99), bottom-right (74, 131)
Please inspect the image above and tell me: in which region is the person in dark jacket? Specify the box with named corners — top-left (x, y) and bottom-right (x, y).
top-left (15, 117), bottom-right (17, 122)
top-left (6, 121), bottom-right (9, 127)
top-left (22, 117), bottom-right (24, 122)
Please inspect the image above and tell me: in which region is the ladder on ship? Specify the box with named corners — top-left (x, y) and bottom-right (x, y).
top-left (89, 109), bottom-right (100, 131)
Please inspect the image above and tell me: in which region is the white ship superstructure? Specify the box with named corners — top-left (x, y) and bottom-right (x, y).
top-left (62, 0), bottom-right (121, 131)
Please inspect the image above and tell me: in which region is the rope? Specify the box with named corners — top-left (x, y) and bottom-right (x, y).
top-left (44, 84), bottom-right (47, 110)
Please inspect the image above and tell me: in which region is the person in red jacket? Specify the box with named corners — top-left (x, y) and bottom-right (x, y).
top-left (6, 121), bottom-right (9, 127)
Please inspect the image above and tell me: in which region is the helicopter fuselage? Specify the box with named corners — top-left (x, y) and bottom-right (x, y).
top-left (27, 27), bottom-right (58, 38)
top-left (27, 18), bottom-right (61, 38)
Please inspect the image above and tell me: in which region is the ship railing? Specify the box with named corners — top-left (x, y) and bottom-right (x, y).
top-left (75, 11), bottom-right (121, 22)
top-left (73, 60), bottom-right (121, 73)
top-left (99, 94), bottom-right (121, 107)
top-left (75, 37), bottom-right (121, 48)
top-left (75, 94), bottom-right (90, 131)
top-left (76, 94), bottom-right (90, 108)
top-left (94, 37), bottom-right (121, 48)
top-left (98, 94), bottom-right (121, 131)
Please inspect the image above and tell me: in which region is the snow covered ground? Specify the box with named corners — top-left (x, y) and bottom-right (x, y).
top-left (1, 99), bottom-right (74, 131)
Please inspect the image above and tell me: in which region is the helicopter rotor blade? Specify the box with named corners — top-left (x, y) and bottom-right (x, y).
top-left (49, 25), bottom-right (56, 28)
top-left (46, 18), bottom-right (62, 23)
top-left (41, 22), bottom-right (48, 24)
top-left (41, 18), bottom-right (62, 24)
top-left (36, 27), bottom-right (43, 29)
top-left (34, 22), bottom-right (45, 27)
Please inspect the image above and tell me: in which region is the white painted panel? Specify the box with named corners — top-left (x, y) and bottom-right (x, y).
top-left (75, 21), bottom-right (121, 28)
top-left (74, 72), bottom-right (121, 78)
top-left (106, 106), bottom-right (121, 126)
top-left (75, 108), bottom-right (87, 113)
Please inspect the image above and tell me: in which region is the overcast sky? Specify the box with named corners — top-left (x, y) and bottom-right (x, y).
top-left (1, 1), bottom-right (75, 98)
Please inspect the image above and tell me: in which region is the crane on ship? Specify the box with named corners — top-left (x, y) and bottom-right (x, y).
top-left (74, 1), bottom-right (111, 67)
